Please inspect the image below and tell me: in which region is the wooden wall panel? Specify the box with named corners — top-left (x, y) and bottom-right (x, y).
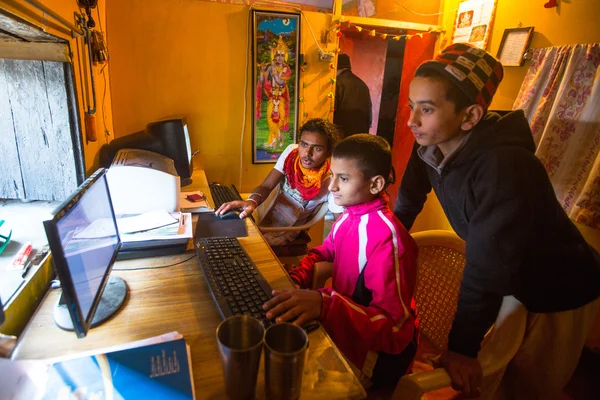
top-left (0, 59), bottom-right (24, 198)
top-left (44, 61), bottom-right (78, 197)
top-left (2, 59), bottom-right (77, 201)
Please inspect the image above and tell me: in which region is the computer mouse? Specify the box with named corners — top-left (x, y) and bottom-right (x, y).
top-left (219, 210), bottom-right (241, 220)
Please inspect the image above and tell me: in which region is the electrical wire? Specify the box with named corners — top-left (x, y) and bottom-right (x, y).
top-left (95, 3), bottom-right (104, 33)
top-left (100, 63), bottom-right (109, 139)
top-left (95, 5), bottom-right (110, 139)
top-left (112, 254), bottom-right (196, 271)
top-left (393, 0), bottom-right (459, 17)
top-left (300, 10), bottom-right (325, 53)
top-left (239, 7), bottom-right (251, 189)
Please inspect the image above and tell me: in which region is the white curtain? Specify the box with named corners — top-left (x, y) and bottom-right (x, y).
top-left (513, 43), bottom-right (600, 229)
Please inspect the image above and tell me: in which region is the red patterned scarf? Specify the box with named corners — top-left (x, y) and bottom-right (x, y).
top-left (283, 148), bottom-right (330, 201)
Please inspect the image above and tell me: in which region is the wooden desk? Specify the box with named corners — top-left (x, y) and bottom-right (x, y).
top-left (13, 171), bottom-right (366, 399)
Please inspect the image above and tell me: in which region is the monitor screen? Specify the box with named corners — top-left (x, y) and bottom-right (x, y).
top-left (44, 168), bottom-right (124, 338)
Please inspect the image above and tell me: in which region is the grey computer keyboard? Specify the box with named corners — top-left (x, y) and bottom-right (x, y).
top-left (194, 237), bottom-right (274, 326)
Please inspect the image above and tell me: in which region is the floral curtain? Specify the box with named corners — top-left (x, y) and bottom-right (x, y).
top-left (513, 43), bottom-right (600, 229)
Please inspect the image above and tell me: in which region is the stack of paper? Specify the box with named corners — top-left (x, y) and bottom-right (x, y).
top-left (118, 210), bottom-right (192, 243)
top-left (73, 210), bottom-right (192, 242)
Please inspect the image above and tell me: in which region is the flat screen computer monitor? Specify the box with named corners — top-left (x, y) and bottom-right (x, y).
top-left (43, 168), bottom-right (127, 338)
top-left (99, 115), bottom-right (193, 186)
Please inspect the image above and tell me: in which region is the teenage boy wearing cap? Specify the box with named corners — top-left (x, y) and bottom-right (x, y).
top-left (334, 54), bottom-right (372, 138)
top-left (394, 43), bottom-right (600, 399)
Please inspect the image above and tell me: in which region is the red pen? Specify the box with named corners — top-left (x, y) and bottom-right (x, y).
top-left (12, 242), bottom-right (32, 268)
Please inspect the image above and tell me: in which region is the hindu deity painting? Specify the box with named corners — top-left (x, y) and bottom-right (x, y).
top-left (252, 11), bottom-right (300, 163)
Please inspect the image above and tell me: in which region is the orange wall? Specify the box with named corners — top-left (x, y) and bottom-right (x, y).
top-left (440, 0), bottom-right (600, 110)
top-left (1, 0), bottom-right (114, 175)
top-left (343, 0), bottom-right (440, 26)
top-left (106, 0), bottom-right (339, 192)
top-left (411, 0), bottom-right (600, 233)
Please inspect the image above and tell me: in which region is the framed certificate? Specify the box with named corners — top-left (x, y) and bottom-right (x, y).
top-left (497, 27), bottom-right (534, 66)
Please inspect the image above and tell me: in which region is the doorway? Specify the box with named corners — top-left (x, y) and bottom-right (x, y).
top-left (338, 31), bottom-right (406, 146)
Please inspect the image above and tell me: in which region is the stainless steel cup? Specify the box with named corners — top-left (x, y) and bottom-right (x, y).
top-left (264, 323), bottom-right (309, 400)
top-left (216, 315), bottom-right (265, 400)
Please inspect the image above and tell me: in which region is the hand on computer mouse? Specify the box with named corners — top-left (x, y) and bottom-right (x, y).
top-left (215, 201), bottom-right (255, 219)
top-left (218, 210), bottom-right (242, 220)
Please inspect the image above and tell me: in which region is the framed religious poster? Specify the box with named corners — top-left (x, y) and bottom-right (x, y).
top-left (252, 10), bottom-right (300, 164)
top-left (452, 0), bottom-right (498, 50)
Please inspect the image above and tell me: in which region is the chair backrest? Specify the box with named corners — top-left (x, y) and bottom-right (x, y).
top-left (253, 184), bottom-right (281, 227)
top-left (394, 230), bottom-right (526, 400)
top-left (254, 184), bottom-right (329, 233)
top-left (412, 230), bottom-right (466, 351)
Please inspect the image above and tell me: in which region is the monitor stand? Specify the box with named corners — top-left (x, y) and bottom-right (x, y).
top-left (53, 275), bottom-right (127, 332)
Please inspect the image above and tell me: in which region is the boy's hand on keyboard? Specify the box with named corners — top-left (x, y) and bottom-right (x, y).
top-left (263, 289), bottom-right (322, 327)
top-left (215, 201), bottom-right (255, 219)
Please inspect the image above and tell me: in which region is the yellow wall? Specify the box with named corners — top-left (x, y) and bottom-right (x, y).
top-left (106, 0), bottom-right (339, 192)
top-left (343, 0), bottom-right (440, 25)
top-left (412, 0), bottom-right (600, 233)
top-left (440, 0), bottom-right (600, 110)
top-left (1, 0), bottom-right (115, 174)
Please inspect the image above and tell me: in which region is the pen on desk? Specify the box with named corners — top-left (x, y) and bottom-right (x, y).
top-left (177, 214), bottom-right (186, 234)
top-left (20, 245), bottom-right (50, 278)
top-left (21, 259), bottom-right (33, 278)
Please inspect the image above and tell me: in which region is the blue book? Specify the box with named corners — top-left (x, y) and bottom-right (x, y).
top-left (42, 335), bottom-right (195, 400)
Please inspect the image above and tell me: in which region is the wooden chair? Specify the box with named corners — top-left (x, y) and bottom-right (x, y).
top-left (254, 186), bottom-right (329, 265)
top-left (393, 230), bottom-right (527, 400)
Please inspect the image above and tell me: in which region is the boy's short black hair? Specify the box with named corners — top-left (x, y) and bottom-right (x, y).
top-left (415, 68), bottom-right (473, 112)
top-left (333, 134), bottom-right (394, 185)
top-left (299, 118), bottom-right (342, 155)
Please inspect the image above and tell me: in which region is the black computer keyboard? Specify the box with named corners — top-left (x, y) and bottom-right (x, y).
top-left (209, 183), bottom-right (243, 209)
top-left (195, 237), bottom-right (274, 326)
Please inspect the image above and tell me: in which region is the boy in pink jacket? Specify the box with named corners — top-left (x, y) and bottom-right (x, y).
top-left (263, 134), bottom-right (419, 388)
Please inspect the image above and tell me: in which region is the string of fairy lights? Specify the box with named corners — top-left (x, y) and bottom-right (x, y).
top-left (298, 17), bottom-right (442, 124)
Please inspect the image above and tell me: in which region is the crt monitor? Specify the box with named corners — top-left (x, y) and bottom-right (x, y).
top-left (43, 168), bottom-right (127, 338)
top-left (99, 115), bottom-right (193, 186)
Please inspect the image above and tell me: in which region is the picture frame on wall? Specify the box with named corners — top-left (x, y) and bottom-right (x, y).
top-left (452, 0), bottom-right (498, 50)
top-left (252, 10), bottom-right (300, 164)
top-left (497, 27), bottom-right (534, 67)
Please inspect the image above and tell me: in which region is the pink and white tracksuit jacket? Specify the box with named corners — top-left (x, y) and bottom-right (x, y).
top-left (289, 195), bottom-right (419, 386)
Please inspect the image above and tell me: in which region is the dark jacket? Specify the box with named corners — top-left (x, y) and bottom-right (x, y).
top-left (334, 69), bottom-right (372, 138)
top-left (394, 110), bottom-right (600, 357)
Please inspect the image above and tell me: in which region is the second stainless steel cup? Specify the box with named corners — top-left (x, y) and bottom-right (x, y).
top-left (216, 315), bottom-right (265, 400)
top-left (264, 323), bottom-right (309, 400)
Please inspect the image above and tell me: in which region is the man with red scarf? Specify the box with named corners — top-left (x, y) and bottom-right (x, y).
top-left (216, 118), bottom-right (344, 246)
